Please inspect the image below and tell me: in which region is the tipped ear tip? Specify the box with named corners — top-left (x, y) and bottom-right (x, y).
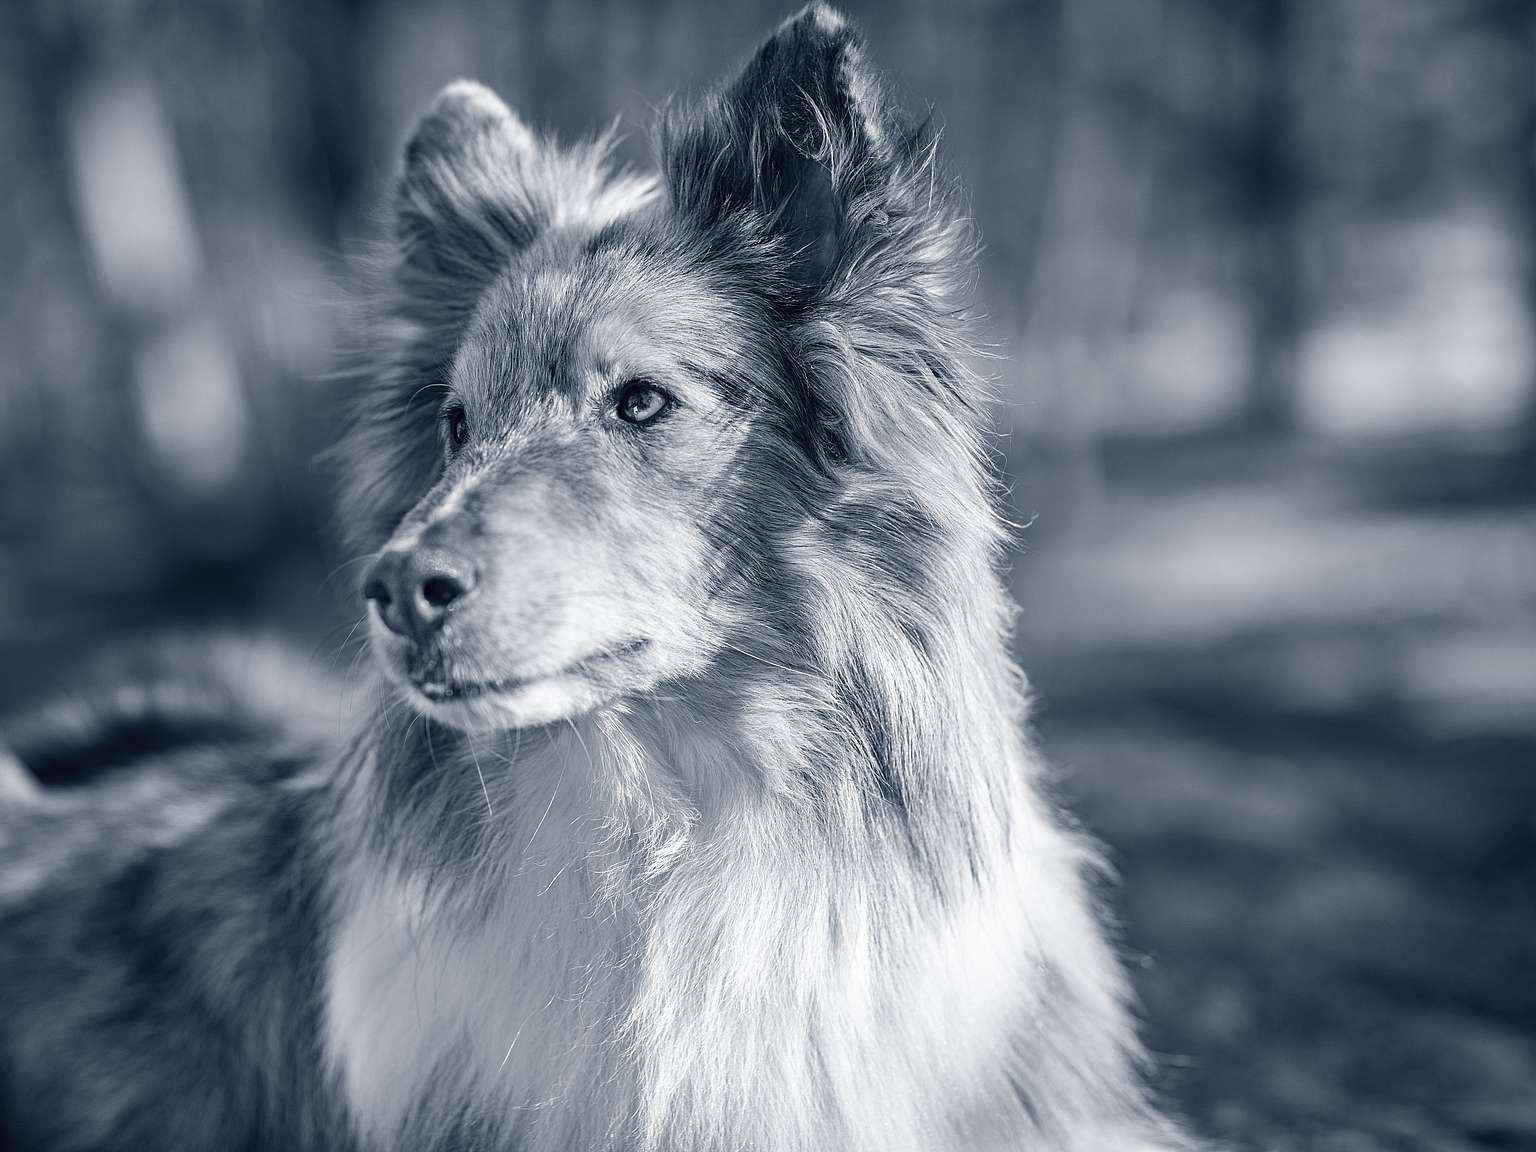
top-left (782, 3), bottom-right (853, 38)
top-left (767, 5), bottom-right (875, 93)
top-left (429, 79), bottom-right (516, 124)
top-left (405, 79), bottom-right (531, 167)
top-left (761, 4), bottom-right (862, 66)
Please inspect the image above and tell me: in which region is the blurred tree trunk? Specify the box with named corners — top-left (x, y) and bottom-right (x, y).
top-left (1506, 0), bottom-right (1536, 450)
top-left (1240, 0), bottom-right (1299, 434)
top-left (275, 0), bottom-right (370, 248)
top-left (1014, 0), bottom-right (1166, 531)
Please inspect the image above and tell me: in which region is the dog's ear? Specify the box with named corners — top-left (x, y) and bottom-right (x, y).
top-left (337, 82), bottom-right (538, 554)
top-left (662, 5), bottom-right (979, 475)
top-left (663, 4), bottom-right (902, 297)
top-left (394, 80), bottom-right (541, 292)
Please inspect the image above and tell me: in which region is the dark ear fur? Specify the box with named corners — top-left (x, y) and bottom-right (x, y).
top-left (663, 4), bottom-right (907, 298)
top-left (394, 80), bottom-right (541, 304)
top-left (664, 5), bottom-right (983, 470)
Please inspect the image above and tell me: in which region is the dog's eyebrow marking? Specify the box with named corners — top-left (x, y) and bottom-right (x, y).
top-left (677, 358), bottom-right (741, 399)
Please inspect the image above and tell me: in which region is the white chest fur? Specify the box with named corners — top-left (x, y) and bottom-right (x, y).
top-left (324, 747), bottom-right (638, 1150)
top-left (322, 724), bottom-right (1163, 1152)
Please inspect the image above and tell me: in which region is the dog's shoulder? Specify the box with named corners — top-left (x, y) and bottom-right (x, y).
top-left (0, 635), bottom-right (351, 1151)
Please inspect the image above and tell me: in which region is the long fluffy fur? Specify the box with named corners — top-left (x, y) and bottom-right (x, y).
top-left (0, 7), bottom-right (1189, 1150)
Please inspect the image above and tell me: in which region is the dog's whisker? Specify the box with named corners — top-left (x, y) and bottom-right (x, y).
top-left (467, 732), bottom-right (493, 819)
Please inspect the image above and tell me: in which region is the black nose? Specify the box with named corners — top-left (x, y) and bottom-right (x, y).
top-left (362, 548), bottom-right (478, 640)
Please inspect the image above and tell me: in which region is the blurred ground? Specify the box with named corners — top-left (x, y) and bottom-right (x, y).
top-left (1013, 435), bottom-right (1536, 1151)
top-left (3, 1), bottom-right (1536, 1149)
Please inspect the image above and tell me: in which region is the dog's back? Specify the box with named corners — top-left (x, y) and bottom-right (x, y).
top-left (0, 639), bottom-right (346, 1151)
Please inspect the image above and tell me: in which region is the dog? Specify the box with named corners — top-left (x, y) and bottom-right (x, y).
top-left (0, 7), bottom-right (1191, 1150)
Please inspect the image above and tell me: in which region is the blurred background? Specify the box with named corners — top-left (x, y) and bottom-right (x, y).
top-left (1, 1), bottom-right (1533, 1147)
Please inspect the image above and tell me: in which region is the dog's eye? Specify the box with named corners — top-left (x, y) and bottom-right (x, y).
top-left (616, 381), bottom-right (671, 426)
top-left (441, 402), bottom-right (470, 452)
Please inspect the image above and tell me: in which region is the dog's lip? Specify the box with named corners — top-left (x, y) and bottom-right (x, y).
top-left (409, 639), bottom-right (649, 702)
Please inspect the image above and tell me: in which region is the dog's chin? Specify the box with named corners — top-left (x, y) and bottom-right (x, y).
top-left (369, 625), bottom-right (651, 732)
top-left (407, 670), bottom-right (621, 732)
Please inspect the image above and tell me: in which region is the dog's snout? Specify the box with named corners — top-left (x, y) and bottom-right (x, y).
top-left (363, 548), bottom-right (478, 640)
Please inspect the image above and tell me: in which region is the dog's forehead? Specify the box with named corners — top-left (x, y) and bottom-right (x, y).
top-left (453, 235), bottom-right (743, 403)
top-left (448, 235), bottom-right (718, 402)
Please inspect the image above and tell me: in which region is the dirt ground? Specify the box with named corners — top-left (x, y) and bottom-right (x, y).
top-left (1014, 436), bottom-right (1536, 1151)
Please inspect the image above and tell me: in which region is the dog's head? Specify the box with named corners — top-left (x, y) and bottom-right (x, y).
top-left (348, 4), bottom-right (981, 730)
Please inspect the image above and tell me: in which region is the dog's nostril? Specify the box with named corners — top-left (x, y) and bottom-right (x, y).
top-left (363, 548), bottom-right (474, 638)
top-left (420, 574), bottom-right (466, 609)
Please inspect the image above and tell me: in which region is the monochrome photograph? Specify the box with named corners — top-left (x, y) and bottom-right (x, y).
top-left (0, 2), bottom-right (1532, 1149)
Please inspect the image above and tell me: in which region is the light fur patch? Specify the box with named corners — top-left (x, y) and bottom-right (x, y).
top-left (325, 736), bottom-right (638, 1151)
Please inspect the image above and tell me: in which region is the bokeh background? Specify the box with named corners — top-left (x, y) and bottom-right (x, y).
top-left (2, 1), bottom-right (1534, 1148)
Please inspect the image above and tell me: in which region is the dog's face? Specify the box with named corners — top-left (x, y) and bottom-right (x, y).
top-left (354, 6), bottom-right (971, 730)
top-left (366, 233), bottom-right (784, 729)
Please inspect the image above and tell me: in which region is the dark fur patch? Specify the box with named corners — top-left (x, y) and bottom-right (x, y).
top-left (8, 707), bottom-right (267, 788)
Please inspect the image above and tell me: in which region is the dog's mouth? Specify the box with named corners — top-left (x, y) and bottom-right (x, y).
top-left (407, 638), bottom-right (650, 703)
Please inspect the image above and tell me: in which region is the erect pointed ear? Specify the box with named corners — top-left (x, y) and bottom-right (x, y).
top-left (662, 4), bottom-right (903, 297)
top-left (393, 80), bottom-right (541, 292)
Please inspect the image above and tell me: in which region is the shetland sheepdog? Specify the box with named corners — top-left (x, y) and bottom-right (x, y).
top-left (0, 7), bottom-right (1190, 1150)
